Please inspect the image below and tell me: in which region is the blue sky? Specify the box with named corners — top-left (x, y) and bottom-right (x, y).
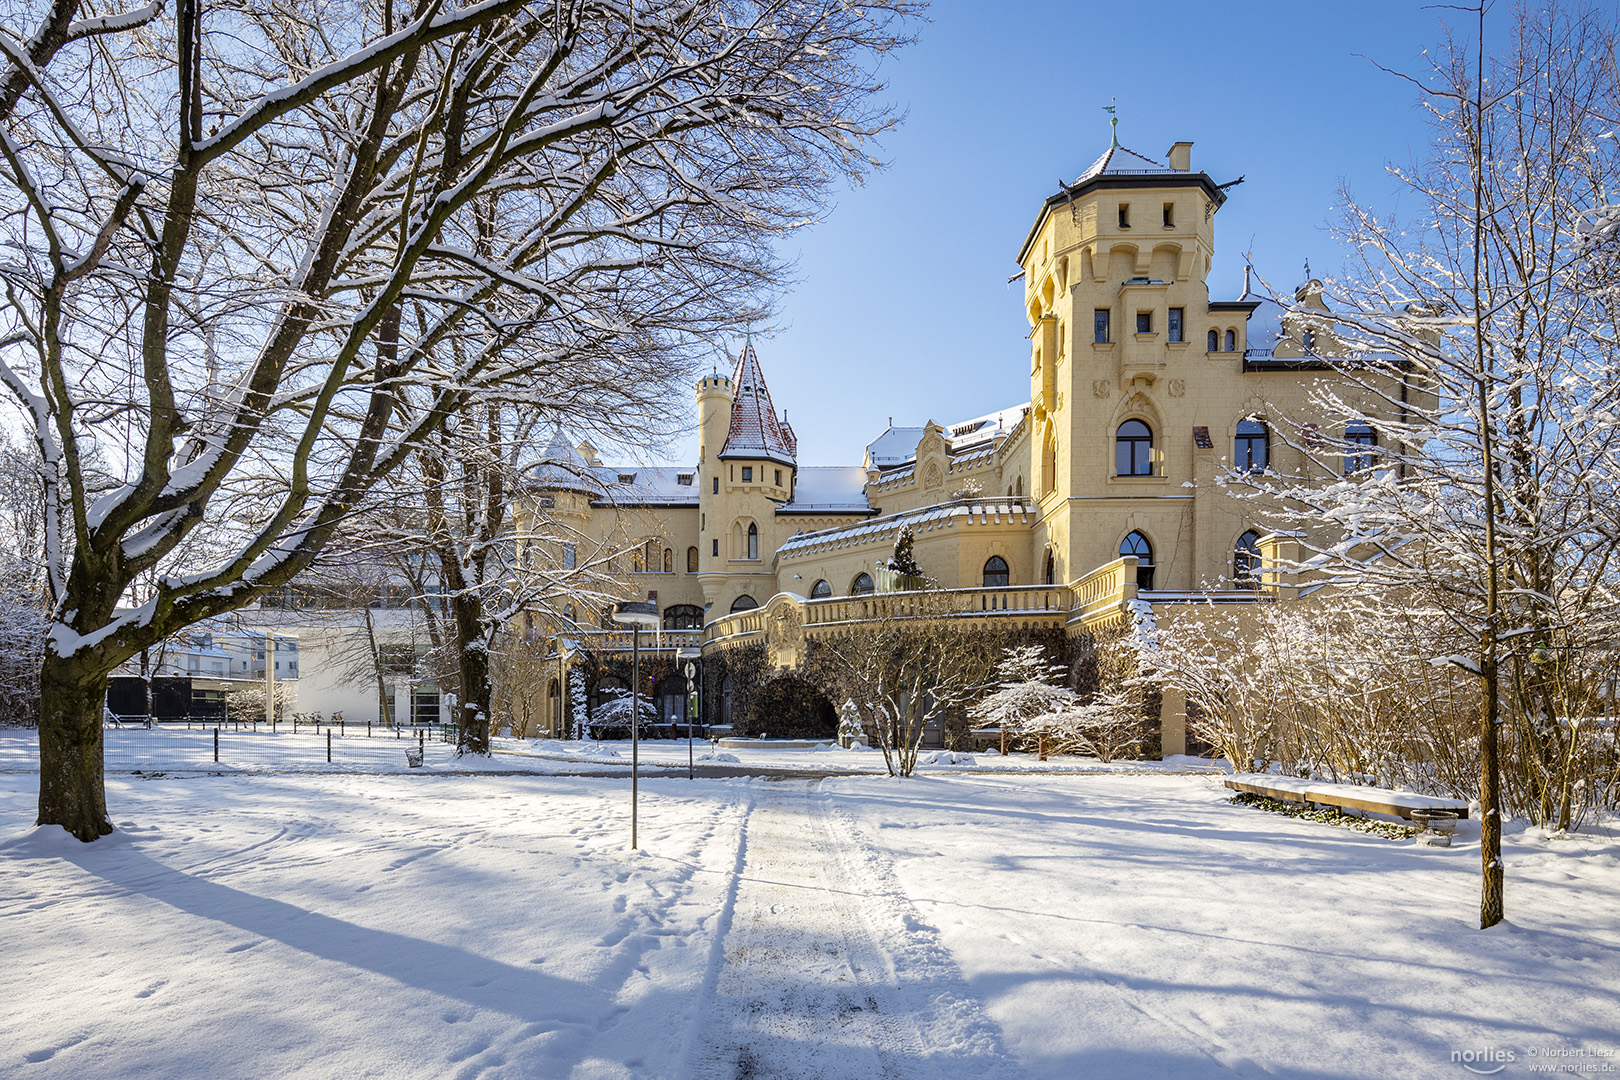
top-left (668, 0), bottom-right (1473, 466)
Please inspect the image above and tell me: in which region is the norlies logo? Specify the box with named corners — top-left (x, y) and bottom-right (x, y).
top-left (1454, 1048), bottom-right (1518, 1074)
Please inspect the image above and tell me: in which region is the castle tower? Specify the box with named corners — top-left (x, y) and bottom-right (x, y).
top-left (694, 339), bottom-right (797, 616)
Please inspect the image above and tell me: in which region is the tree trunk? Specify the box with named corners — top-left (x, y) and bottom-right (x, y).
top-left (1480, 637), bottom-right (1504, 929)
top-left (36, 654), bottom-right (113, 841)
top-left (452, 593), bottom-right (491, 756)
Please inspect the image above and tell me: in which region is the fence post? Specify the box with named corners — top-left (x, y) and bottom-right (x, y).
top-left (213, 726), bottom-right (219, 763)
top-left (327, 729), bottom-right (332, 764)
top-left (418, 728), bottom-right (424, 763)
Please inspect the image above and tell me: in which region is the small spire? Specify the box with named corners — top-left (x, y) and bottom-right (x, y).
top-left (1103, 98), bottom-right (1119, 148)
top-left (1303, 256), bottom-right (1311, 280)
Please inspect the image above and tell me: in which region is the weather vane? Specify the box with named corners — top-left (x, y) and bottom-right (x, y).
top-left (1103, 98), bottom-right (1119, 148)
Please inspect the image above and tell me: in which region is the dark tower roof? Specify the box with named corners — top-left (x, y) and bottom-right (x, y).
top-left (718, 338), bottom-right (797, 466)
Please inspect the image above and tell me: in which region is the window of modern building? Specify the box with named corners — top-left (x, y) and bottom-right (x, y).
top-left (1345, 422), bottom-right (1377, 474)
top-left (1208, 329), bottom-right (1219, 351)
top-left (810, 579), bottom-right (831, 599)
top-left (1224, 328), bottom-right (1236, 352)
top-left (1116, 419), bottom-right (1154, 476)
top-left (1235, 419), bottom-right (1269, 473)
top-left (1136, 311), bottom-right (1152, 334)
top-left (1120, 531), bottom-right (1155, 590)
top-left (1234, 530), bottom-right (1262, 587)
top-left (687, 546), bottom-right (699, 572)
top-left (742, 466), bottom-right (753, 482)
top-left (730, 595), bottom-right (758, 613)
top-left (1094, 309), bottom-right (1110, 344)
top-left (850, 572), bottom-right (874, 595)
top-left (983, 556), bottom-right (1010, 588)
top-left (746, 522), bottom-right (758, 560)
top-left (663, 604), bottom-right (703, 629)
top-left (1168, 307), bottom-right (1183, 342)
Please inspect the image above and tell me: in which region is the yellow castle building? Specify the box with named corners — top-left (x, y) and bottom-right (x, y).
top-left (521, 139), bottom-right (1411, 752)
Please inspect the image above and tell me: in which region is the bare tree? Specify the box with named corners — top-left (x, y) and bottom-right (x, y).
top-left (0, 0), bottom-right (914, 838)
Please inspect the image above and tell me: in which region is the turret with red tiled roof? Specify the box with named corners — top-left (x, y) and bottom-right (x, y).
top-left (718, 338), bottom-right (797, 467)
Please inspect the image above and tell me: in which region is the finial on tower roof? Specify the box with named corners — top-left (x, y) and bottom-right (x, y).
top-left (1103, 98), bottom-right (1119, 148)
top-left (1304, 257), bottom-right (1312, 280)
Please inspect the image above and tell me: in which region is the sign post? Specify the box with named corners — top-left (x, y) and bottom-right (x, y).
top-left (677, 649), bottom-right (700, 781)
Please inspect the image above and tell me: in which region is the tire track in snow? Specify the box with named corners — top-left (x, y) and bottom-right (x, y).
top-left (685, 781), bottom-right (1024, 1080)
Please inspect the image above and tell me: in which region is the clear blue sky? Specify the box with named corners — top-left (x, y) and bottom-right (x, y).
top-left (669, 0), bottom-right (1473, 466)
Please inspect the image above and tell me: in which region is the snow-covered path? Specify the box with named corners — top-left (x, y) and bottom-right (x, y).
top-left (686, 781), bottom-right (1018, 1080)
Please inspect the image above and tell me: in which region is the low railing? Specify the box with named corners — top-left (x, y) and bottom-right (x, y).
top-left (1071, 556), bottom-right (1137, 614)
top-left (702, 584), bottom-right (1074, 647)
top-left (564, 628), bottom-right (703, 652)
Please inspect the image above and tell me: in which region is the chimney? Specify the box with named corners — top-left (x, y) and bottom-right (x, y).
top-left (1166, 141), bottom-right (1193, 172)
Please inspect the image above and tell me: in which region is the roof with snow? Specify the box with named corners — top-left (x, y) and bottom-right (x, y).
top-left (531, 429), bottom-right (602, 495)
top-left (780, 466), bottom-right (872, 515)
top-left (1074, 145), bottom-right (1178, 183)
top-left (719, 339), bottom-right (797, 467)
top-left (588, 466), bottom-right (700, 507)
top-left (864, 404), bottom-right (1029, 472)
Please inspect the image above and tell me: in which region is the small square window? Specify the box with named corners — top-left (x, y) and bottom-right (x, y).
top-left (742, 466), bottom-right (753, 482)
top-left (1163, 202), bottom-right (1174, 227)
top-left (774, 469), bottom-right (782, 486)
top-left (1094, 309), bottom-right (1110, 344)
top-left (1136, 311), bottom-right (1153, 335)
top-left (1168, 308), bottom-right (1183, 342)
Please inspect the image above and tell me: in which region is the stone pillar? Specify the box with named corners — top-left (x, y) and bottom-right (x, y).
top-left (1159, 685), bottom-right (1188, 758)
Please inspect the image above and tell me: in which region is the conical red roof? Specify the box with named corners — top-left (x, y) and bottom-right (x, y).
top-left (719, 338), bottom-right (797, 465)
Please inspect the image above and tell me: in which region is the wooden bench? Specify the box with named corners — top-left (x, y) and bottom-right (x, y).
top-left (1224, 774), bottom-right (1470, 820)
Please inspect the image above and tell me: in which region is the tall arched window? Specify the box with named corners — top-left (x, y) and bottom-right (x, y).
top-left (1121, 531), bottom-right (1155, 590)
top-left (850, 573), bottom-right (874, 595)
top-left (1234, 530), bottom-right (1261, 588)
top-left (1044, 549), bottom-right (1056, 585)
top-left (646, 540), bottom-right (658, 570)
top-left (663, 604), bottom-right (703, 629)
top-left (730, 595), bottom-right (758, 613)
top-left (747, 522), bottom-right (759, 560)
top-left (1041, 430), bottom-right (1057, 495)
top-left (1234, 419), bottom-right (1269, 473)
top-left (687, 546), bottom-right (699, 572)
top-left (1116, 420), bottom-right (1154, 476)
top-left (663, 548), bottom-right (673, 573)
top-left (810, 579), bottom-right (831, 599)
top-left (1224, 329), bottom-right (1236, 352)
top-left (983, 556), bottom-right (1010, 588)
top-left (1015, 476), bottom-right (1023, 498)
top-left (1345, 422), bottom-right (1377, 474)
top-left (562, 603), bottom-right (576, 623)
top-left (1207, 329), bottom-right (1219, 352)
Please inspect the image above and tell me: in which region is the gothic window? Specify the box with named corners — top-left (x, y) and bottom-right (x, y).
top-left (663, 604), bottom-right (703, 630)
top-left (1044, 549), bottom-right (1056, 585)
top-left (1208, 329), bottom-right (1219, 352)
top-left (1234, 530), bottom-right (1262, 588)
top-left (687, 546), bottom-right (699, 572)
top-left (1225, 328), bottom-right (1236, 352)
top-left (663, 548), bottom-right (673, 574)
top-left (1345, 422), bottom-right (1377, 474)
top-left (730, 595), bottom-right (758, 613)
top-left (1121, 531), bottom-right (1154, 590)
top-left (1235, 419), bottom-right (1269, 473)
top-left (810, 579), bottom-right (831, 599)
top-left (1116, 419), bottom-right (1154, 476)
top-left (747, 522), bottom-right (759, 560)
top-left (850, 573), bottom-right (874, 596)
top-left (983, 556), bottom-right (1010, 588)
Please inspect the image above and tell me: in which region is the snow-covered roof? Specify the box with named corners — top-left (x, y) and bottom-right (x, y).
top-left (1073, 144), bottom-right (1178, 183)
top-left (864, 404), bottom-right (1028, 471)
top-left (782, 466), bottom-right (871, 514)
top-left (719, 339), bottom-right (797, 466)
top-left (777, 500), bottom-right (1037, 559)
top-left (589, 466), bottom-right (700, 506)
top-left (531, 429), bottom-right (602, 494)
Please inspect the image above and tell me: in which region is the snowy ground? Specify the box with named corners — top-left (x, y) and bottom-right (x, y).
top-left (2, 769), bottom-right (1617, 1079)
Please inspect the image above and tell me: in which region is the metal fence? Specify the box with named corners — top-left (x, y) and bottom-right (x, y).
top-left (81, 718), bottom-right (460, 772)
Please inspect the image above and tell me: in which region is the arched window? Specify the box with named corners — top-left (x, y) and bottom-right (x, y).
top-left (662, 548), bottom-right (673, 574)
top-left (562, 604), bottom-right (576, 623)
top-left (1302, 328), bottom-right (1316, 353)
top-left (1207, 329), bottom-right (1219, 352)
top-left (850, 573), bottom-right (874, 596)
top-left (720, 673), bottom-right (733, 727)
top-left (1121, 531), bottom-right (1155, 590)
top-left (1224, 329), bottom-right (1236, 352)
top-left (631, 548), bottom-right (645, 573)
top-left (1041, 431), bottom-right (1057, 495)
top-left (730, 595), bottom-right (758, 613)
top-left (810, 579), bottom-right (831, 599)
top-left (663, 604), bottom-right (703, 629)
top-left (1044, 549), bottom-right (1056, 585)
top-left (687, 546), bottom-right (699, 573)
top-left (1234, 530), bottom-right (1261, 587)
top-left (747, 522), bottom-right (759, 560)
top-left (1235, 419), bottom-right (1269, 473)
top-left (983, 556), bottom-right (1010, 588)
top-left (646, 540), bottom-right (658, 570)
top-left (1345, 422), bottom-right (1377, 474)
top-left (1015, 476), bottom-right (1023, 498)
top-left (1116, 419), bottom-right (1154, 476)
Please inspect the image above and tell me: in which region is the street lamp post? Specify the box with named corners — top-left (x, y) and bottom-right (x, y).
top-left (612, 600), bottom-right (659, 850)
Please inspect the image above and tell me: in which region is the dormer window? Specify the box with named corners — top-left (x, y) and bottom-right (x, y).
top-left (616, 473), bottom-right (636, 485)
top-left (677, 473), bottom-right (693, 486)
